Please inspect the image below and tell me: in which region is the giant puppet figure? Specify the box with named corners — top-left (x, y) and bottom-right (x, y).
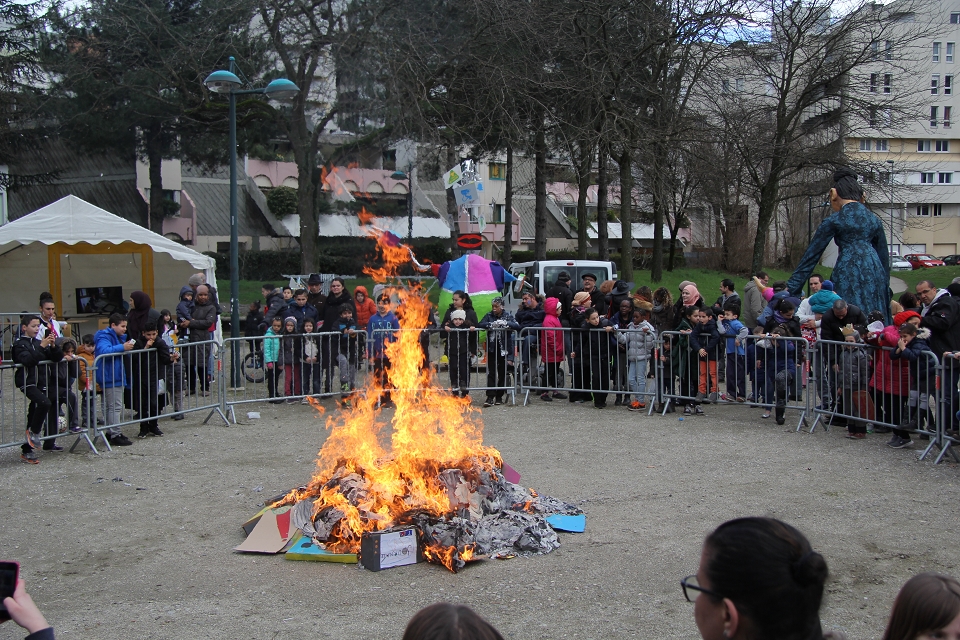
top-left (431, 254), bottom-right (516, 324)
top-left (787, 168), bottom-right (891, 323)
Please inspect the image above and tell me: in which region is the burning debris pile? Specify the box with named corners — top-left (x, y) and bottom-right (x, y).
top-left (253, 225), bottom-right (583, 572)
top-left (283, 457), bottom-right (582, 571)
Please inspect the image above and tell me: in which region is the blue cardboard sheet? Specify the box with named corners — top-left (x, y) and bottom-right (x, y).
top-left (545, 514), bottom-right (586, 533)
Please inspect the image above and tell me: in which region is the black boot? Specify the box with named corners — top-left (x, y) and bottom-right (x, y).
top-left (775, 406), bottom-right (786, 426)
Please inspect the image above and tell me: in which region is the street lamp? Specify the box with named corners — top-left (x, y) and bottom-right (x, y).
top-left (390, 168), bottom-right (414, 241)
top-left (886, 160), bottom-right (895, 251)
top-left (204, 57), bottom-right (299, 388)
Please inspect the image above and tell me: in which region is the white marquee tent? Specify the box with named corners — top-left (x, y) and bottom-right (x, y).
top-left (0, 195), bottom-right (216, 334)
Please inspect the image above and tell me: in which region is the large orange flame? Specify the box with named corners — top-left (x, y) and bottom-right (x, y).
top-left (278, 229), bottom-right (498, 571)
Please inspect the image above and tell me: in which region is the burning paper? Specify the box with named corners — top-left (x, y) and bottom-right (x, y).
top-left (269, 229), bottom-right (582, 572)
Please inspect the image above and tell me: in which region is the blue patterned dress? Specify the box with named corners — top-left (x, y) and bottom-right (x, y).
top-left (787, 201), bottom-right (891, 323)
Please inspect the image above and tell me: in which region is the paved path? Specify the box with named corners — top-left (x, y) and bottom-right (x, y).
top-left (891, 275), bottom-right (907, 294)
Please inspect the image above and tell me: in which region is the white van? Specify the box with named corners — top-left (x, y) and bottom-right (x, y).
top-left (505, 259), bottom-right (618, 309)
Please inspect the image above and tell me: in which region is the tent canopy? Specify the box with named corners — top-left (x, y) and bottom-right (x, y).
top-left (0, 195), bottom-right (216, 326)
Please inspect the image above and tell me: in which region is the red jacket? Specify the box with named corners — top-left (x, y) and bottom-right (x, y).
top-left (867, 324), bottom-right (910, 396)
top-left (540, 297), bottom-right (565, 363)
top-left (354, 286), bottom-right (377, 329)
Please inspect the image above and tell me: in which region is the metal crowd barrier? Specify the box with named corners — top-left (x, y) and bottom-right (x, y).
top-left (656, 331), bottom-right (810, 429)
top-left (0, 358), bottom-right (95, 453)
top-left (516, 326), bottom-right (656, 411)
top-left (221, 325), bottom-right (520, 419)
top-left (89, 339), bottom-right (226, 451)
top-left (5, 319), bottom-right (960, 467)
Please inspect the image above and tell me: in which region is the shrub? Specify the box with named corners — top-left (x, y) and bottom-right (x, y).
top-left (266, 186), bottom-right (299, 218)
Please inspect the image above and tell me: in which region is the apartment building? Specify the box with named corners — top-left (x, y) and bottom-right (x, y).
top-left (853, 0), bottom-right (960, 256)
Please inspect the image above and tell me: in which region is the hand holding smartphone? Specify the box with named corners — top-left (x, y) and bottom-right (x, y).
top-left (0, 560), bottom-right (19, 623)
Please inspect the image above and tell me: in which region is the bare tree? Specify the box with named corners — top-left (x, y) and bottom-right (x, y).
top-left (697, 0), bottom-right (932, 274)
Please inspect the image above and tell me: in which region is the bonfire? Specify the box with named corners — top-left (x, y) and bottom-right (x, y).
top-left (272, 225), bottom-right (581, 572)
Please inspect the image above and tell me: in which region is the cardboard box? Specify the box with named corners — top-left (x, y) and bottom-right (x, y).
top-left (360, 527), bottom-right (423, 571)
top-left (285, 538), bottom-right (358, 563)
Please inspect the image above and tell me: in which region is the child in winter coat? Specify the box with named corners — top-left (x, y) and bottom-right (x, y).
top-left (245, 302), bottom-right (264, 355)
top-left (76, 334), bottom-right (99, 430)
top-left (446, 309), bottom-right (478, 398)
top-left (610, 298), bottom-right (635, 405)
top-left (367, 294), bottom-right (400, 407)
top-left (478, 297), bottom-right (520, 406)
top-left (300, 319), bottom-right (320, 397)
top-left (760, 325), bottom-right (796, 425)
top-left (280, 317), bottom-right (301, 401)
top-left (622, 307), bottom-right (656, 410)
top-left (718, 303), bottom-right (748, 402)
top-left (837, 328), bottom-right (874, 438)
top-left (175, 287), bottom-right (194, 341)
top-left (131, 321), bottom-right (175, 438)
top-left (334, 305), bottom-right (360, 398)
top-left (569, 292), bottom-right (593, 403)
top-left (53, 337), bottom-right (80, 433)
top-left (583, 307), bottom-right (618, 409)
top-left (264, 316), bottom-right (283, 403)
top-left (354, 286), bottom-right (376, 364)
top-left (690, 307), bottom-right (722, 403)
top-left (539, 297), bottom-right (568, 402)
top-left (891, 322), bottom-right (937, 437)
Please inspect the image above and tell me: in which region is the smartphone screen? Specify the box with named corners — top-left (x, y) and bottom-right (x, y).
top-left (0, 560), bottom-right (19, 621)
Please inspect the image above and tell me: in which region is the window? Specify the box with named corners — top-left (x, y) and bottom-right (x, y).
top-left (886, 41), bottom-right (893, 59)
top-left (935, 204), bottom-right (944, 217)
top-left (917, 204), bottom-right (930, 216)
top-left (919, 139), bottom-right (932, 151)
top-left (921, 172), bottom-right (936, 183)
top-left (932, 74), bottom-right (940, 94)
top-left (883, 74), bottom-right (892, 93)
top-left (947, 75), bottom-right (954, 95)
top-left (876, 139), bottom-right (889, 151)
top-left (721, 79), bottom-right (730, 93)
top-left (493, 203), bottom-right (505, 223)
top-left (488, 163), bottom-right (506, 180)
top-left (869, 106), bottom-right (878, 127)
top-left (860, 139), bottom-right (872, 151)
top-left (952, 11), bottom-right (960, 23)
top-left (934, 41), bottom-right (942, 62)
top-left (940, 172), bottom-right (953, 183)
top-left (932, 106), bottom-right (939, 127)
top-left (937, 139), bottom-right (950, 151)
top-left (735, 78), bottom-right (744, 91)
top-left (870, 73), bottom-right (878, 92)
top-left (883, 108), bottom-right (893, 126)
top-left (949, 42), bottom-right (956, 63)
top-left (871, 41), bottom-right (880, 59)
top-left (946, 106), bottom-right (953, 128)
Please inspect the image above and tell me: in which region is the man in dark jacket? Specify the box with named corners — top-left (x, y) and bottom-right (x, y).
top-left (180, 284), bottom-right (218, 394)
top-left (14, 314), bottom-right (64, 463)
top-left (305, 273), bottom-right (326, 318)
top-left (545, 272), bottom-right (574, 327)
top-left (820, 299), bottom-right (868, 346)
top-left (917, 280), bottom-right (960, 428)
top-left (578, 273), bottom-right (606, 315)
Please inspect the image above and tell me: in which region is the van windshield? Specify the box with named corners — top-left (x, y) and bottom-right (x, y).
top-left (543, 266), bottom-right (611, 288)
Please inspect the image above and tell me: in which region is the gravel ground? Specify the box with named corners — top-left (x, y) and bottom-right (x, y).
top-left (1, 394), bottom-right (958, 640)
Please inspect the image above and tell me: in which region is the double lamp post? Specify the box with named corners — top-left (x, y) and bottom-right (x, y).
top-left (203, 57), bottom-right (299, 387)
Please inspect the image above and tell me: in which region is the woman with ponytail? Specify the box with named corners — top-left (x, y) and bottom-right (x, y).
top-left (787, 167), bottom-right (892, 324)
top-left (683, 517), bottom-right (837, 640)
